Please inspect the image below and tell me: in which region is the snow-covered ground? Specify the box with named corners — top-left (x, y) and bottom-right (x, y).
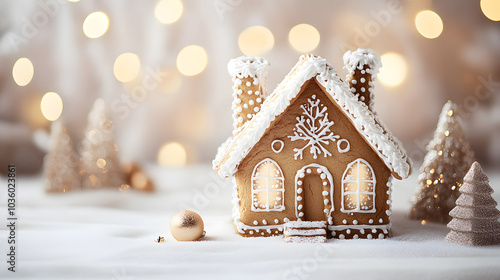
top-left (1, 165), bottom-right (500, 280)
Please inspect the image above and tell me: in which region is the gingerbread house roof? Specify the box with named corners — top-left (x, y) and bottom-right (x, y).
top-left (214, 54), bottom-right (412, 180)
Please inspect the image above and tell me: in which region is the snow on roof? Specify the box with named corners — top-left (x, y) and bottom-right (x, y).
top-left (214, 53), bottom-right (411, 180)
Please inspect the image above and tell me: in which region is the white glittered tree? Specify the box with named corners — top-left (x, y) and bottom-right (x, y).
top-left (43, 121), bottom-right (81, 192)
top-left (289, 95), bottom-right (339, 159)
top-left (445, 162), bottom-right (500, 246)
top-left (409, 101), bottom-right (474, 223)
top-left (80, 99), bottom-right (125, 189)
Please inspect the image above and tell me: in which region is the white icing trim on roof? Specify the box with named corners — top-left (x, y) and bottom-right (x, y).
top-left (215, 54), bottom-right (411, 179)
top-left (343, 48), bottom-right (382, 76)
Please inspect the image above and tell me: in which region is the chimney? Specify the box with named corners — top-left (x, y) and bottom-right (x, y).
top-left (343, 48), bottom-right (382, 110)
top-left (227, 56), bottom-right (269, 134)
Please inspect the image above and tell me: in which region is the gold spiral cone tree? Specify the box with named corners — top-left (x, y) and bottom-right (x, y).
top-left (409, 101), bottom-right (474, 224)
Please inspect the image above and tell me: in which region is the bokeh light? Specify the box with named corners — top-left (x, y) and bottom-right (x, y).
top-left (12, 58), bottom-right (34, 86)
top-left (176, 45), bottom-right (208, 76)
top-left (288, 24), bottom-right (320, 53)
top-left (238, 26), bottom-right (274, 56)
top-left (157, 142), bottom-right (187, 167)
top-left (40, 92), bottom-right (63, 121)
top-left (83, 11), bottom-right (109, 38)
top-left (481, 0), bottom-right (500, 21)
top-left (114, 53), bottom-right (141, 83)
top-left (154, 0), bottom-right (183, 24)
top-left (415, 10), bottom-right (443, 39)
top-left (378, 53), bottom-right (408, 87)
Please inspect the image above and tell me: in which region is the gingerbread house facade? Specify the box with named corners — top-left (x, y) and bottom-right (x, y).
top-left (214, 49), bottom-right (411, 239)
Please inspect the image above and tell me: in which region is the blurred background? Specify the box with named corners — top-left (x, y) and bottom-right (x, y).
top-left (0, 0), bottom-right (499, 175)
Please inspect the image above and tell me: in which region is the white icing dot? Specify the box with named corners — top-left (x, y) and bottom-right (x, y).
top-left (368, 87), bottom-right (373, 93)
top-left (261, 232), bottom-right (265, 235)
top-left (378, 233), bottom-right (385, 239)
top-left (346, 229), bottom-right (351, 234)
top-left (339, 234), bottom-right (345, 239)
top-left (324, 199), bottom-right (329, 205)
top-left (274, 219), bottom-right (279, 224)
top-left (320, 174), bottom-right (326, 179)
top-left (372, 229), bottom-right (377, 233)
top-left (297, 181), bottom-right (303, 186)
top-left (249, 100), bottom-right (254, 105)
top-left (352, 79), bottom-right (357, 85)
top-left (237, 117), bottom-right (243, 123)
top-left (236, 107), bottom-right (242, 113)
top-left (360, 229), bottom-right (365, 234)
top-left (317, 168), bottom-right (322, 173)
top-left (383, 229), bottom-right (388, 234)
top-left (237, 89), bottom-right (243, 95)
top-left (254, 107), bottom-right (260, 113)
top-left (262, 219), bottom-right (267, 225)
top-left (353, 220), bottom-right (358, 225)
top-left (248, 90), bottom-right (253, 95)
top-left (247, 114), bottom-right (252, 119)
top-left (342, 219), bottom-right (347, 224)
top-left (306, 169), bottom-right (312, 174)
top-left (332, 231), bottom-right (336, 237)
top-left (236, 98), bottom-right (241, 104)
top-left (284, 218), bottom-right (290, 223)
top-left (236, 79), bottom-right (242, 85)
top-left (323, 182), bottom-right (327, 186)
top-left (350, 87), bottom-right (356, 93)
top-left (298, 212), bottom-right (304, 217)
top-left (369, 219), bottom-right (373, 224)
top-left (353, 234), bottom-right (359, 239)
top-left (297, 187), bottom-right (303, 193)
top-left (322, 191), bottom-right (328, 196)
top-left (360, 78), bottom-right (366, 83)
top-left (246, 81), bottom-right (251, 86)
top-left (298, 205), bottom-right (303, 210)
top-left (243, 103), bottom-right (248, 109)
top-left (266, 229), bottom-right (271, 233)
top-left (361, 70), bottom-right (365, 74)
top-left (323, 209), bottom-right (329, 214)
top-left (249, 230), bottom-right (254, 234)
top-left (379, 218), bottom-right (383, 223)
top-left (256, 98), bottom-right (262, 103)
top-left (253, 220), bottom-right (258, 225)
top-left (297, 196), bottom-right (302, 201)
top-left (386, 190), bottom-right (391, 195)
top-left (255, 91), bottom-right (260, 95)
top-left (386, 200), bottom-right (391, 204)
top-left (386, 210), bottom-right (392, 216)
top-left (299, 173), bottom-right (305, 178)
top-left (367, 234), bottom-right (373, 239)
top-left (361, 87), bottom-right (366, 92)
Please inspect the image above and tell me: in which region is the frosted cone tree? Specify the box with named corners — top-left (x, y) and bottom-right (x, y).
top-left (409, 101), bottom-right (474, 223)
top-left (44, 121), bottom-right (81, 192)
top-left (445, 162), bottom-right (500, 246)
top-left (80, 99), bottom-right (125, 189)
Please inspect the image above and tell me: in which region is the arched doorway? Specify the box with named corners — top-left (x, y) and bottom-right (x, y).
top-left (294, 164), bottom-right (334, 225)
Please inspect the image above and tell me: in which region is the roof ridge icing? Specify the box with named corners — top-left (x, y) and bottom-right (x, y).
top-left (214, 54), bottom-right (411, 180)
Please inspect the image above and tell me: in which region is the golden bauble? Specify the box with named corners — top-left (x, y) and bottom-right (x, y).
top-left (170, 210), bottom-right (204, 241)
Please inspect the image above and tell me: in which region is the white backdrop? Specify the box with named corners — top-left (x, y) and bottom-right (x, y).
top-left (0, 0), bottom-right (499, 173)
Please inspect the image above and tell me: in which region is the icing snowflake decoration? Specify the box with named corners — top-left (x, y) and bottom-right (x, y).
top-left (289, 95), bottom-right (339, 160)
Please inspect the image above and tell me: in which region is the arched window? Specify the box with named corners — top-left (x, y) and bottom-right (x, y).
top-left (341, 158), bottom-right (376, 213)
top-left (251, 158), bottom-right (285, 212)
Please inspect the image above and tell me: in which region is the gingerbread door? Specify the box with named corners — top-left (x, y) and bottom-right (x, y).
top-left (294, 164), bottom-right (334, 224)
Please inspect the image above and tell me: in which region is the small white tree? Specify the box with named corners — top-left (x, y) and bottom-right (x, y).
top-left (289, 95), bottom-right (339, 159)
top-left (43, 121), bottom-right (81, 192)
top-left (80, 99), bottom-right (125, 189)
top-left (445, 162), bottom-right (500, 246)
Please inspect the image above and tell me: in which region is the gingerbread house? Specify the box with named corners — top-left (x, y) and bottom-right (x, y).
top-left (213, 49), bottom-right (412, 239)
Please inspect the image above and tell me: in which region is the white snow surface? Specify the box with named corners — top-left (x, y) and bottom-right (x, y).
top-left (1, 165), bottom-right (500, 280)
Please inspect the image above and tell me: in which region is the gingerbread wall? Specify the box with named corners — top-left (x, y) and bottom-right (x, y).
top-left (235, 78), bottom-right (393, 237)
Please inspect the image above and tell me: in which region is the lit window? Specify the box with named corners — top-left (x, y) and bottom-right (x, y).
top-left (251, 158), bottom-right (285, 212)
top-left (341, 159), bottom-right (376, 213)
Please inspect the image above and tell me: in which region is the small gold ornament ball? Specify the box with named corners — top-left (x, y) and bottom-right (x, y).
top-left (170, 210), bottom-right (204, 241)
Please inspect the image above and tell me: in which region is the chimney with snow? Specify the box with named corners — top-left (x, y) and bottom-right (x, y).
top-left (227, 56), bottom-right (269, 134)
top-left (343, 48), bottom-right (382, 110)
